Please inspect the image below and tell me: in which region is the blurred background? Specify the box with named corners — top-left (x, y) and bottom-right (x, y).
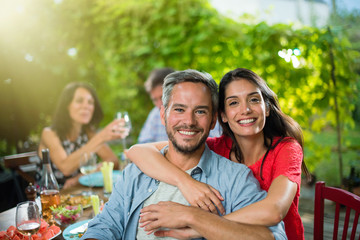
top-left (0, 0), bottom-right (359, 194)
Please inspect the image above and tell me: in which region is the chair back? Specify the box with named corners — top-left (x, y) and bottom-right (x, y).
top-left (314, 181), bottom-right (360, 240)
top-left (3, 151), bottom-right (40, 184)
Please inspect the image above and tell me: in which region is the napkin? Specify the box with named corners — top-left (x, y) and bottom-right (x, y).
top-left (69, 222), bottom-right (89, 234)
top-left (101, 162), bottom-right (114, 193)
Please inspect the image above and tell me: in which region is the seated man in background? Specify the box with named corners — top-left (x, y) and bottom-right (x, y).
top-left (138, 67), bottom-right (222, 144)
top-left (138, 67), bottom-right (175, 143)
top-left (82, 69), bottom-right (286, 240)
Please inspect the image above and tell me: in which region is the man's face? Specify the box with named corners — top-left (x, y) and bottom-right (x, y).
top-left (150, 85), bottom-right (163, 109)
top-left (161, 82), bottom-right (216, 155)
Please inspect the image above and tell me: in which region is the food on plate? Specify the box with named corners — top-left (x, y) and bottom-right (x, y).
top-left (60, 194), bottom-right (91, 208)
top-left (50, 205), bottom-right (82, 225)
top-left (0, 219), bottom-right (60, 240)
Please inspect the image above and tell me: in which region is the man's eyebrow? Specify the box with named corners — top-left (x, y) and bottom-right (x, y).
top-left (195, 105), bottom-right (210, 110)
top-left (172, 103), bottom-right (187, 108)
top-left (172, 104), bottom-right (210, 110)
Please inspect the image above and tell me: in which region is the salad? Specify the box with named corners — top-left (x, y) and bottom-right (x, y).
top-left (50, 205), bottom-right (82, 225)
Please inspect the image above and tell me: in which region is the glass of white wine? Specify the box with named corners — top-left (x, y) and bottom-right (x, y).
top-left (115, 111), bottom-right (132, 170)
top-left (115, 111), bottom-right (132, 150)
top-left (16, 201), bottom-right (41, 240)
top-left (80, 152), bottom-right (97, 196)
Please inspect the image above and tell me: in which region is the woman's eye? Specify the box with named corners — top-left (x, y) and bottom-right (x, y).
top-left (228, 101), bottom-right (238, 106)
top-left (249, 97), bottom-right (260, 103)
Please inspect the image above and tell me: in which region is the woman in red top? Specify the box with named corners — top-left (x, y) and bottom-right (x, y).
top-left (128, 68), bottom-right (310, 240)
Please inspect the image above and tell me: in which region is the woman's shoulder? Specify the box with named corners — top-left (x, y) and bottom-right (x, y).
top-left (206, 135), bottom-right (232, 158)
top-left (271, 136), bottom-right (303, 163)
top-left (206, 135), bottom-right (232, 146)
top-left (40, 127), bottom-right (62, 146)
top-left (273, 136), bottom-right (301, 150)
top-left (41, 127), bottom-right (57, 137)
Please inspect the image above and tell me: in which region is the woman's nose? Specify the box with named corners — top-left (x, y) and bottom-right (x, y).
top-left (240, 102), bottom-right (251, 114)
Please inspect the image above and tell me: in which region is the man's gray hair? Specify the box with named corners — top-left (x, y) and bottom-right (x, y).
top-left (162, 69), bottom-right (218, 116)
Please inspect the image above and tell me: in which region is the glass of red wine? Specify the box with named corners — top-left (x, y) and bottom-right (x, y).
top-left (15, 201), bottom-right (41, 240)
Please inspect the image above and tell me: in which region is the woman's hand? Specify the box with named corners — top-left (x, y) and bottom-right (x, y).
top-left (63, 174), bottom-right (81, 189)
top-left (96, 119), bottom-right (125, 142)
top-left (139, 201), bottom-right (201, 238)
top-left (178, 177), bottom-right (225, 215)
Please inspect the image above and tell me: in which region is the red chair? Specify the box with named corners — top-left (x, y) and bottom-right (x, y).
top-left (314, 181), bottom-right (360, 240)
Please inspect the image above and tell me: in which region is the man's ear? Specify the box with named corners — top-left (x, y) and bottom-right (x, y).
top-left (160, 105), bottom-right (166, 126)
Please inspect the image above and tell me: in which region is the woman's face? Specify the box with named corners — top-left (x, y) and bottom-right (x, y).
top-left (68, 87), bottom-right (95, 126)
top-left (221, 78), bottom-right (269, 139)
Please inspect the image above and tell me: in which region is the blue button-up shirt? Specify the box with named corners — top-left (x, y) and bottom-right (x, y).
top-left (82, 145), bottom-right (287, 240)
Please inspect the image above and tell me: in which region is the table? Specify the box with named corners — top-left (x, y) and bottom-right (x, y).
top-left (0, 183), bottom-right (108, 239)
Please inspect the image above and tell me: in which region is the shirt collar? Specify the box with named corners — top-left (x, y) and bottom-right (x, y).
top-left (160, 144), bottom-right (213, 178)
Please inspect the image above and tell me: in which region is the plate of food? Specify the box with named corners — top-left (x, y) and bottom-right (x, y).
top-left (79, 170), bottom-right (121, 187)
top-left (61, 194), bottom-right (92, 209)
top-left (62, 219), bottom-right (91, 240)
top-left (0, 219), bottom-right (61, 240)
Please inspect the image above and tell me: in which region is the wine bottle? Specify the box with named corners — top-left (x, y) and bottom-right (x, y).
top-left (39, 149), bottom-right (60, 223)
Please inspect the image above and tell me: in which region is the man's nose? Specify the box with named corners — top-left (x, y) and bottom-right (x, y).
top-left (183, 111), bottom-right (196, 125)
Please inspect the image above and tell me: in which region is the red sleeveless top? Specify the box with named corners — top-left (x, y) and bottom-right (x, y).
top-left (206, 135), bottom-right (304, 240)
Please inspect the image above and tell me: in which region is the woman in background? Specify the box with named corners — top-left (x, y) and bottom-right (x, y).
top-left (128, 68), bottom-right (311, 239)
top-left (38, 82), bottom-right (123, 189)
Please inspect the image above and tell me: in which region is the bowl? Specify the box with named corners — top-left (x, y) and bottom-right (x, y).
top-left (51, 205), bottom-right (83, 226)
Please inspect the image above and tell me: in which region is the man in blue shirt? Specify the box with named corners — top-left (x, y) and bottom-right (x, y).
top-left (138, 67), bottom-right (222, 144)
top-left (82, 70), bottom-right (286, 240)
top-left (138, 67), bottom-right (174, 143)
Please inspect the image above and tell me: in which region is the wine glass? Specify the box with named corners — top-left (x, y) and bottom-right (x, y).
top-left (115, 111), bottom-right (132, 150)
top-left (79, 152), bottom-right (97, 196)
top-left (115, 111), bottom-right (132, 170)
top-left (16, 201), bottom-right (41, 240)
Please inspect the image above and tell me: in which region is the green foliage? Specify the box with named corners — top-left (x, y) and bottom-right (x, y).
top-left (0, 0), bottom-right (359, 186)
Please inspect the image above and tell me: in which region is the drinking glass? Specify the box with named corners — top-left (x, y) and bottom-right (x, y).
top-left (115, 111), bottom-right (132, 150)
top-left (79, 152), bottom-right (97, 196)
top-left (16, 201), bottom-right (41, 240)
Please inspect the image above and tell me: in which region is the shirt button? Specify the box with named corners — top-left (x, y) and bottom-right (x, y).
top-left (127, 212), bottom-right (130, 216)
top-left (148, 188), bottom-right (152, 192)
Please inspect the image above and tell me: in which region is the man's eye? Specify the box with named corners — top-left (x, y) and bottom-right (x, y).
top-left (174, 108), bottom-right (184, 112)
top-left (196, 110), bottom-right (206, 114)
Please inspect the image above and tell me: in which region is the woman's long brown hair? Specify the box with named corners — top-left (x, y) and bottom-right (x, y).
top-left (218, 68), bottom-right (311, 182)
